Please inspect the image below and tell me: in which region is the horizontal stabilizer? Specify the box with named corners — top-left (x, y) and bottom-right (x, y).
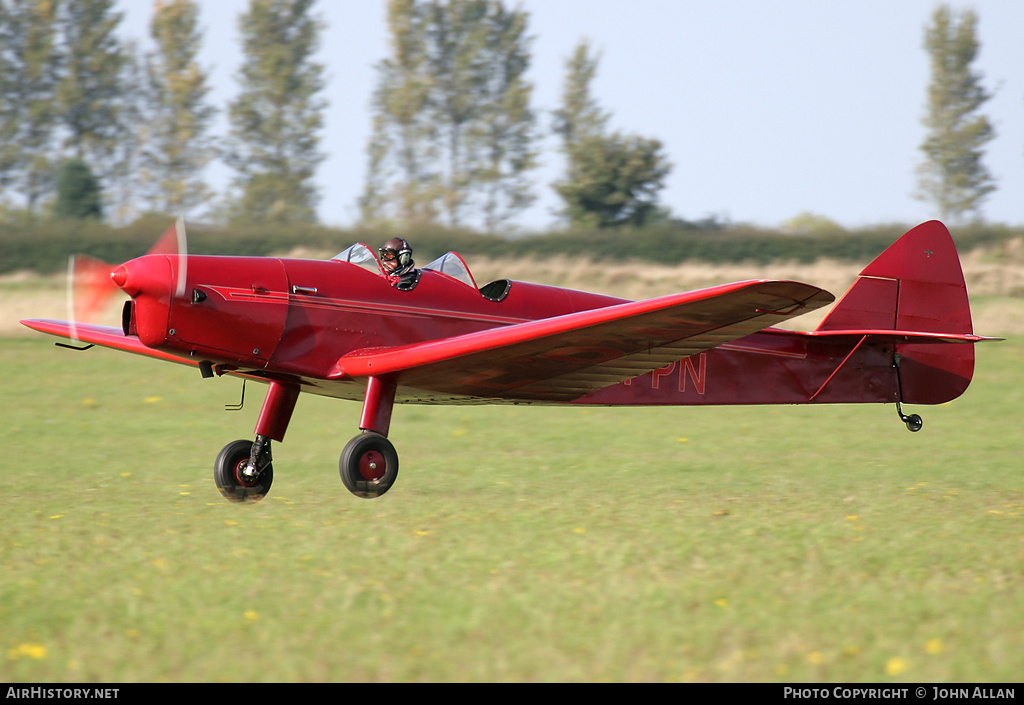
top-left (807, 329), bottom-right (1000, 344)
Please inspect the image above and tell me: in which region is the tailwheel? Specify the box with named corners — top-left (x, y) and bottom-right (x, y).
top-left (896, 403), bottom-right (923, 433)
top-left (340, 432), bottom-right (399, 499)
top-left (215, 438), bottom-right (274, 502)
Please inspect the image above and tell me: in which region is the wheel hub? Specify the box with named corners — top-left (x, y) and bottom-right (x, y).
top-left (358, 450), bottom-right (386, 482)
top-left (234, 459), bottom-right (261, 487)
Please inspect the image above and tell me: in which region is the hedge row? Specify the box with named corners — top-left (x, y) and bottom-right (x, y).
top-left (1, 216), bottom-right (1020, 275)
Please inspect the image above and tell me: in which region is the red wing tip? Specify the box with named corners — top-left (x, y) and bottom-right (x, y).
top-left (20, 318), bottom-right (58, 332)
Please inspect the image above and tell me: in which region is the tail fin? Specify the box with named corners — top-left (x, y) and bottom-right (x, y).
top-left (816, 220), bottom-right (981, 404)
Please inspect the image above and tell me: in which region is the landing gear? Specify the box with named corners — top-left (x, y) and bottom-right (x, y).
top-left (214, 437), bottom-right (274, 502)
top-left (892, 354), bottom-right (923, 433)
top-left (340, 432), bottom-right (400, 498)
top-left (896, 402), bottom-right (923, 432)
top-left (339, 376), bottom-right (401, 499)
top-left (209, 376), bottom-right (402, 502)
top-left (211, 381), bottom-right (297, 503)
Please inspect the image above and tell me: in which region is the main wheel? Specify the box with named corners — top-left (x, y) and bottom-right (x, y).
top-left (340, 432), bottom-right (399, 499)
top-left (214, 439), bottom-right (274, 503)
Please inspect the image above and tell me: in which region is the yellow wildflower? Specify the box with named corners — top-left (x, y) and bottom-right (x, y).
top-left (885, 657), bottom-right (908, 675)
top-left (8, 643), bottom-right (47, 660)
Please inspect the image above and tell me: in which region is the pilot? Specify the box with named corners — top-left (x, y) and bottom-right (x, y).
top-left (378, 236), bottom-right (420, 291)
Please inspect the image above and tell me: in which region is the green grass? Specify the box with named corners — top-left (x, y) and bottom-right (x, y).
top-left (1, 336), bottom-right (1021, 682)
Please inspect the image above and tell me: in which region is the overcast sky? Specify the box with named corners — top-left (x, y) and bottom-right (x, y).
top-left (117, 0), bottom-right (1024, 230)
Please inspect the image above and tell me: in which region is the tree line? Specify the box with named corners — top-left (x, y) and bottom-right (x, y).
top-left (0, 0), bottom-right (324, 225)
top-left (0, 0), bottom-right (1005, 232)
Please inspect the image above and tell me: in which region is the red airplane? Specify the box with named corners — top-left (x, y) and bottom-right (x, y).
top-left (21, 219), bottom-right (996, 502)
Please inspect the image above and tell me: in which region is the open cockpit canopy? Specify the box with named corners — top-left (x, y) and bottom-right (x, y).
top-left (331, 245), bottom-right (510, 301)
top-left (332, 243), bottom-right (380, 274)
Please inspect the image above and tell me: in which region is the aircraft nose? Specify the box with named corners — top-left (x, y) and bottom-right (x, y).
top-left (110, 265), bottom-right (128, 290)
top-left (110, 256), bottom-right (171, 298)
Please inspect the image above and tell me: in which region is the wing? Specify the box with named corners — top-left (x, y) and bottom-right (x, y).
top-left (20, 319), bottom-right (198, 367)
top-left (333, 280), bottom-right (835, 402)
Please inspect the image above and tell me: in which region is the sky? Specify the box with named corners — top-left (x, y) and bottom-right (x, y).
top-left (117, 0), bottom-right (1024, 231)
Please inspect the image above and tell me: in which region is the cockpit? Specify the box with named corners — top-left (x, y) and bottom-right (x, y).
top-left (331, 244), bottom-right (511, 302)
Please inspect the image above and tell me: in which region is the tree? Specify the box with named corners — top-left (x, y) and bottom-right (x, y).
top-left (102, 40), bottom-right (147, 224)
top-left (915, 5), bottom-right (996, 222)
top-left (225, 0), bottom-right (326, 224)
top-left (53, 157), bottom-right (103, 219)
top-left (470, 2), bottom-right (537, 232)
top-left (551, 39), bottom-right (608, 153)
top-left (139, 0), bottom-right (217, 217)
top-left (554, 132), bottom-right (671, 229)
top-left (0, 2), bottom-right (14, 191)
top-left (54, 0), bottom-right (127, 175)
top-left (0, 0), bottom-right (61, 212)
top-left (552, 40), bottom-right (671, 229)
top-left (362, 0), bottom-right (538, 231)
top-left (422, 0), bottom-right (488, 227)
top-left (361, 0), bottom-right (438, 225)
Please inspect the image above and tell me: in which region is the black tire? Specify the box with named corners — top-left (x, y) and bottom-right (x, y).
top-left (214, 439), bottom-right (273, 503)
top-left (905, 414), bottom-right (923, 432)
top-left (340, 432), bottom-right (399, 499)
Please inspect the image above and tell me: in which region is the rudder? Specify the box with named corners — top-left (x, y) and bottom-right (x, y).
top-left (816, 221), bottom-right (976, 404)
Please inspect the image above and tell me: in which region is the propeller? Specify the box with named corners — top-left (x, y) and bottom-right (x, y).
top-left (67, 217), bottom-right (189, 341)
top-left (145, 216), bottom-right (189, 300)
top-left (67, 254), bottom-right (120, 342)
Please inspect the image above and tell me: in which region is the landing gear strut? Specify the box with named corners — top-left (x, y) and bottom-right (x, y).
top-left (340, 375), bottom-right (401, 499)
top-left (892, 353), bottom-right (923, 433)
top-left (212, 381), bottom-right (297, 503)
top-left (896, 402), bottom-right (923, 432)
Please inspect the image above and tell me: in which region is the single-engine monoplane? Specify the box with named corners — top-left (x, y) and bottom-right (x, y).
top-left (21, 220), bottom-right (997, 501)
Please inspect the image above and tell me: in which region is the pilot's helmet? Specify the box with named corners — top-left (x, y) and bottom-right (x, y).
top-left (379, 236), bottom-right (413, 272)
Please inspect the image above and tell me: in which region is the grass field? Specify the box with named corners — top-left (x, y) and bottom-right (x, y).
top-left (1, 329), bottom-right (1021, 683)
